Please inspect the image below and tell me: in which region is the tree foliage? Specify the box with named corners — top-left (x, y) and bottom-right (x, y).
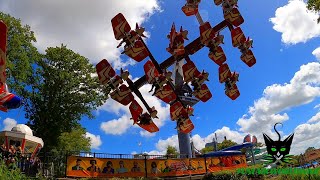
top-left (200, 140), bottom-right (237, 153)
top-left (217, 140), bottom-right (237, 150)
top-left (307, 0), bottom-right (320, 12)
top-left (305, 147), bottom-right (316, 153)
top-left (240, 148), bottom-right (247, 154)
top-left (25, 45), bottom-right (108, 150)
top-left (201, 146), bottom-right (213, 154)
top-left (56, 125), bottom-right (91, 153)
top-left (46, 125), bottom-right (91, 177)
top-left (254, 142), bottom-right (264, 147)
top-left (0, 12), bottom-right (40, 96)
top-left (166, 145), bottom-right (179, 156)
top-left (307, 0), bottom-right (320, 23)
top-left (2, 12), bottom-right (108, 153)
top-left (290, 155), bottom-right (300, 167)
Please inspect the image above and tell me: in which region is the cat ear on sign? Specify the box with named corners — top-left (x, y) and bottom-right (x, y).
top-left (263, 133), bottom-right (274, 143)
top-left (283, 133), bottom-right (294, 144)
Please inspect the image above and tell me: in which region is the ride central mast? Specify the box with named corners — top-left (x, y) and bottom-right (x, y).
top-left (173, 60), bottom-right (199, 158)
top-left (173, 9), bottom-right (206, 159)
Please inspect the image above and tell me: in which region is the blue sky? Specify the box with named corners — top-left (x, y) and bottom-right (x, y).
top-left (1, 0), bottom-right (320, 155)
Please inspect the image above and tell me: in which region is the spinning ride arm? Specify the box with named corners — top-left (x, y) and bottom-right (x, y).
top-left (138, 37), bottom-right (187, 108)
top-left (125, 77), bottom-right (152, 111)
top-left (133, 20), bottom-right (233, 89)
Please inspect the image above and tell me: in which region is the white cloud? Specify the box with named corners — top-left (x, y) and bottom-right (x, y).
top-left (191, 134), bottom-right (206, 151)
top-left (270, 0), bottom-right (320, 44)
top-left (146, 135), bottom-right (179, 155)
top-left (100, 115), bottom-right (132, 135)
top-left (144, 150), bottom-right (163, 155)
top-left (85, 132), bottom-right (102, 150)
top-left (139, 130), bottom-right (156, 138)
top-left (212, 126), bottom-right (245, 144)
top-left (131, 151), bottom-right (138, 155)
top-left (307, 112), bottom-right (320, 123)
top-left (191, 127), bottom-right (247, 152)
top-left (156, 135), bottom-right (179, 152)
top-left (97, 97), bottom-right (129, 117)
top-left (2, 118), bottom-right (17, 131)
top-left (290, 121), bottom-right (320, 154)
top-left (312, 47), bottom-right (320, 60)
top-left (235, 62), bottom-right (320, 154)
top-left (234, 62), bottom-right (320, 154)
top-left (237, 62), bottom-right (320, 138)
top-left (314, 104), bottom-right (320, 109)
top-left (0, 0), bottom-right (160, 68)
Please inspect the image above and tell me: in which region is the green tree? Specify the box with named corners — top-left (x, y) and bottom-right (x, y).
top-left (25, 44), bottom-right (108, 151)
top-left (0, 12), bottom-right (40, 96)
top-left (49, 125), bottom-right (91, 178)
top-left (298, 154), bottom-right (305, 165)
top-left (217, 140), bottom-right (237, 150)
top-left (306, 0), bottom-right (320, 23)
top-left (56, 125), bottom-right (91, 153)
top-left (255, 142), bottom-right (264, 147)
top-left (290, 155), bottom-right (300, 167)
top-left (307, 0), bottom-right (320, 12)
top-left (305, 147), bottom-right (316, 153)
top-left (166, 145), bottom-right (179, 156)
top-left (201, 146), bottom-right (213, 154)
top-left (240, 147), bottom-right (247, 154)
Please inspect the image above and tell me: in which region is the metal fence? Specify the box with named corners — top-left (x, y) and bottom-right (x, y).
top-left (1, 151), bottom-right (192, 178)
top-left (0, 151), bottom-right (66, 179)
top-left (65, 152), bottom-right (248, 179)
top-left (76, 152), bottom-right (190, 159)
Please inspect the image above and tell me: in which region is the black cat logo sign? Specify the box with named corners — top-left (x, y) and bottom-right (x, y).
top-left (262, 123), bottom-right (294, 165)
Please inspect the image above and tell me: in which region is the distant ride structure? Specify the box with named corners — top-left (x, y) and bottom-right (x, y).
top-left (96, 0), bottom-right (256, 157)
top-left (243, 134), bottom-right (257, 144)
top-left (0, 124), bottom-right (44, 158)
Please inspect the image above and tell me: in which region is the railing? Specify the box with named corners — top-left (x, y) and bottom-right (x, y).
top-left (66, 152), bottom-right (247, 179)
top-left (0, 151), bottom-right (67, 178)
top-left (0, 151), bottom-right (247, 179)
top-left (75, 152), bottom-right (189, 159)
top-left (0, 151), bottom-right (192, 178)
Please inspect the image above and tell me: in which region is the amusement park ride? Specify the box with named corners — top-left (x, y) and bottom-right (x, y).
top-left (96, 0), bottom-right (256, 136)
top-left (0, 20), bottom-right (22, 112)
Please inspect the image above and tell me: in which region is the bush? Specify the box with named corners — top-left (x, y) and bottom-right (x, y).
top-left (202, 171), bottom-right (248, 180)
top-left (0, 160), bottom-right (30, 180)
top-left (277, 168), bottom-right (320, 180)
top-left (202, 167), bottom-right (320, 180)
